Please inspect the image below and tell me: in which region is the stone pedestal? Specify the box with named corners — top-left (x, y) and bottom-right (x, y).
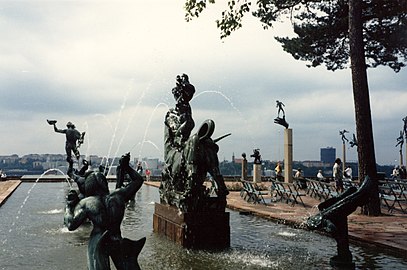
top-left (342, 143), bottom-right (346, 173)
top-left (284, 128), bottom-right (293, 183)
top-left (253, 163), bottom-right (262, 183)
top-left (153, 203), bottom-right (230, 249)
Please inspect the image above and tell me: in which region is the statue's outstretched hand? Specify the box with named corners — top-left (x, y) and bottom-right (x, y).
top-left (66, 190), bottom-right (80, 207)
top-left (119, 152), bottom-right (131, 170)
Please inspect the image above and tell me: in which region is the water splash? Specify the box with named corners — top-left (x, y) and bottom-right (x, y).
top-left (277, 231), bottom-right (297, 237)
top-left (133, 140), bottom-right (163, 158)
top-left (81, 121), bottom-right (90, 159)
top-left (192, 90), bottom-right (255, 145)
top-left (108, 84), bottom-right (149, 174)
top-left (298, 204), bottom-right (320, 228)
top-left (137, 102), bottom-right (169, 160)
top-left (39, 209), bottom-right (64, 214)
top-left (104, 84), bottom-right (132, 174)
top-left (193, 90), bottom-right (241, 114)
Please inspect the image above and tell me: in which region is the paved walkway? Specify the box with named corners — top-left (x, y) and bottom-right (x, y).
top-left (1, 180), bottom-right (406, 259)
top-left (0, 180), bottom-right (21, 206)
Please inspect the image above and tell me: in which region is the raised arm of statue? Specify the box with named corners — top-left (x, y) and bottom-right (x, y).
top-left (53, 123), bottom-right (65, 134)
top-left (113, 153), bottom-right (144, 202)
top-left (117, 166), bottom-right (144, 202)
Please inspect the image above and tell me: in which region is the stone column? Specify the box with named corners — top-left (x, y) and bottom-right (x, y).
top-left (342, 143), bottom-right (346, 173)
top-left (284, 128), bottom-right (293, 183)
top-left (253, 163), bottom-right (262, 183)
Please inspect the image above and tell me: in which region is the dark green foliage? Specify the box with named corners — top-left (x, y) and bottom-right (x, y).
top-left (184, 0), bottom-right (407, 72)
top-left (184, 0), bottom-right (407, 216)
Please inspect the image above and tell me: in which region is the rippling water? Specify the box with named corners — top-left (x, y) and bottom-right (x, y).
top-left (0, 183), bottom-right (406, 270)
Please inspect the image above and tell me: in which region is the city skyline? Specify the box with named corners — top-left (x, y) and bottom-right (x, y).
top-left (1, 1), bottom-right (406, 166)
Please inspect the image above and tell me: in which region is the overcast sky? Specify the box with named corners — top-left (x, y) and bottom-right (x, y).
top-left (1, 1), bottom-right (406, 166)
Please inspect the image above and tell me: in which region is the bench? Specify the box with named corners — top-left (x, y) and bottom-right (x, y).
top-left (240, 180), bottom-right (268, 205)
top-left (379, 180), bottom-right (407, 213)
top-left (270, 180), bottom-right (306, 207)
top-left (305, 179), bottom-right (339, 200)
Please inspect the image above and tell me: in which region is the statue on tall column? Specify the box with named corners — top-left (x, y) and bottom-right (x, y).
top-left (339, 129), bottom-right (349, 144)
top-left (160, 74), bottom-right (230, 212)
top-left (274, 100), bottom-right (289, 128)
top-left (47, 120), bottom-right (85, 174)
top-left (403, 116), bottom-right (407, 139)
top-left (276, 100), bottom-right (285, 118)
top-left (64, 152), bottom-right (146, 270)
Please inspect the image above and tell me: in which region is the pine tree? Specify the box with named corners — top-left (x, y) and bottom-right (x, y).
top-left (184, 0), bottom-right (407, 215)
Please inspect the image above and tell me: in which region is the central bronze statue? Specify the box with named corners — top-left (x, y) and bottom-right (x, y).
top-left (155, 74), bottom-right (231, 249)
top-left (159, 74), bottom-right (229, 212)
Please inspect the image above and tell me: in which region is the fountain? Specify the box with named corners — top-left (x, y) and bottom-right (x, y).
top-left (2, 181), bottom-right (407, 269)
top-left (154, 74), bottom-right (231, 249)
top-left (307, 176), bottom-right (373, 269)
top-left (1, 76), bottom-right (407, 269)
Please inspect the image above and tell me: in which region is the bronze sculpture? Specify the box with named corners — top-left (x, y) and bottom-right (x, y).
top-left (160, 74), bottom-right (230, 212)
top-left (274, 100), bottom-right (289, 128)
top-left (339, 129), bottom-right (349, 144)
top-left (250, 149), bottom-right (261, 164)
top-left (307, 176), bottom-right (373, 269)
top-left (47, 119), bottom-right (85, 174)
top-left (64, 153), bottom-right (146, 270)
top-left (349, 133), bottom-right (358, 148)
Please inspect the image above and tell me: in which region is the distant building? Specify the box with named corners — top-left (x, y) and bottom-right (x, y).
top-left (233, 158), bottom-right (244, 164)
top-left (320, 147), bottom-right (336, 164)
top-left (301, 160), bottom-right (326, 168)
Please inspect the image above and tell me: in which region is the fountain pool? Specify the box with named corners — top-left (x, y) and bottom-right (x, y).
top-left (0, 182), bottom-right (406, 270)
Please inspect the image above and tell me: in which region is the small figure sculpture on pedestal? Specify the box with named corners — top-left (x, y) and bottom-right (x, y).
top-left (47, 120), bottom-right (85, 175)
top-left (250, 149), bottom-right (262, 183)
top-left (250, 149), bottom-right (261, 164)
top-left (64, 153), bottom-right (146, 270)
top-left (307, 176), bottom-right (373, 269)
top-left (274, 100), bottom-right (289, 128)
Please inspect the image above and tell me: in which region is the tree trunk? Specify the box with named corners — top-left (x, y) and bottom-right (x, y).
top-left (348, 0), bottom-right (381, 216)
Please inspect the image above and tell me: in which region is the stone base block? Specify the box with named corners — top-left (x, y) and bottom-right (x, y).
top-left (153, 203), bottom-right (230, 249)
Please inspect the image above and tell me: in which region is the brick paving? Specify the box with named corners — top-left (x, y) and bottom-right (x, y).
top-left (1, 180), bottom-right (406, 258)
